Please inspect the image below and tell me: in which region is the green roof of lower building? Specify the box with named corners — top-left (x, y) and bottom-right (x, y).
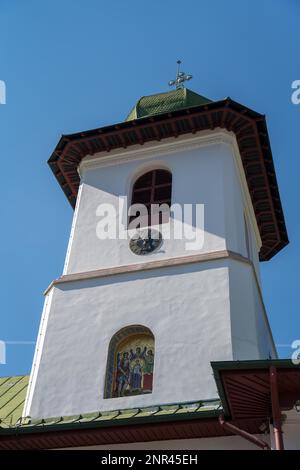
top-left (0, 375), bottom-right (29, 426)
top-left (1, 361), bottom-right (297, 432)
top-left (125, 87), bottom-right (212, 121)
top-left (17, 400), bottom-right (221, 434)
top-left (0, 375), bottom-right (221, 433)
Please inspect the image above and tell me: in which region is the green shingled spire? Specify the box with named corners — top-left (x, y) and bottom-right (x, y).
top-left (125, 88), bottom-right (212, 121)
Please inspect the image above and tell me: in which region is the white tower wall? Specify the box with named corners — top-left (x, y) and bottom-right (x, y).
top-left (23, 130), bottom-right (276, 420)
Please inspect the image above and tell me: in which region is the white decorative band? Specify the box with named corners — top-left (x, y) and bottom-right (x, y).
top-left (44, 250), bottom-right (250, 295)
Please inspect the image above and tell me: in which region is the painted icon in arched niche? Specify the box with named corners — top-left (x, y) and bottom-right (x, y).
top-left (104, 326), bottom-right (154, 398)
top-left (114, 334), bottom-right (154, 397)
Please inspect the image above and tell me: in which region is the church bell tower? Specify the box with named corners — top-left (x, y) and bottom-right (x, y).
top-left (23, 76), bottom-right (288, 420)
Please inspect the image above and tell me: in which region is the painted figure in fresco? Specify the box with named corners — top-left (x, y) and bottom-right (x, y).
top-left (129, 346), bottom-right (147, 361)
top-left (113, 344), bottom-right (154, 396)
top-left (143, 349), bottom-right (154, 391)
top-left (115, 351), bottom-right (130, 397)
top-left (130, 359), bottom-right (143, 390)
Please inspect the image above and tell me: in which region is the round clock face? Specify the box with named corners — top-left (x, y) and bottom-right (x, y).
top-left (129, 229), bottom-right (163, 255)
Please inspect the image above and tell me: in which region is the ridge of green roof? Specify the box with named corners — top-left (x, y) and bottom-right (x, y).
top-left (16, 399), bottom-right (221, 434)
top-left (125, 88), bottom-right (212, 121)
top-left (0, 399), bottom-right (222, 435)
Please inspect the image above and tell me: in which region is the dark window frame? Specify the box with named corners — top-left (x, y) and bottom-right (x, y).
top-left (129, 169), bottom-right (172, 228)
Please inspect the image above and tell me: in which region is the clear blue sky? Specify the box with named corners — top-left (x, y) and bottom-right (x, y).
top-left (0, 0), bottom-right (299, 376)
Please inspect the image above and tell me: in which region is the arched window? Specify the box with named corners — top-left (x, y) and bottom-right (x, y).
top-left (104, 325), bottom-right (155, 398)
top-left (129, 169), bottom-right (172, 228)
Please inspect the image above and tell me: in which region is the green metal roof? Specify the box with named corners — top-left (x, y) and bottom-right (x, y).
top-left (16, 400), bottom-right (221, 435)
top-left (0, 375), bottom-right (29, 427)
top-left (2, 361), bottom-right (295, 432)
top-left (0, 375), bottom-right (221, 434)
top-left (125, 88), bottom-right (212, 121)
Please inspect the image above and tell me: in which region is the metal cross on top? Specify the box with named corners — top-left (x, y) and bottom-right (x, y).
top-left (168, 60), bottom-right (193, 90)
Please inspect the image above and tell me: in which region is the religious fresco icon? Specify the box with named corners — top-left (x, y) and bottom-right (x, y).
top-left (113, 334), bottom-right (154, 397)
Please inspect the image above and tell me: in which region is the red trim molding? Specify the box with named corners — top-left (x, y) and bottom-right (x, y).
top-left (0, 416), bottom-right (265, 450)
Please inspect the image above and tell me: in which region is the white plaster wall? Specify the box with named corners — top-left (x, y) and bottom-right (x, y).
top-left (24, 130), bottom-right (271, 422)
top-left (23, 289), bottom-right (54, 417)
top-left (270, 409), bottom-right (300, 450)
top-left (70, 434), bottom-right (269, 450)
top-left (64, 132), bottom-right (261, 276)
top-left (252, 277), bottom-right (277, 358)
top-left (222, 146), bottom-right (246, 259)
top-left (65, 141), bottom-right (225, 274)
top-left (228, 260), bottom-right (276, 360)
top-left (24, 260), bottom-right (232, 419)
top-left (245, 212), bottom-right (261, 284)
top-left (221, 143), bottom-right (261, 286)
